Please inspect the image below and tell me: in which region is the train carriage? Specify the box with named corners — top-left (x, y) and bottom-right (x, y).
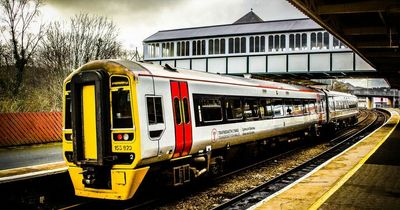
top-left (62, 60), bottom-right (358, 200)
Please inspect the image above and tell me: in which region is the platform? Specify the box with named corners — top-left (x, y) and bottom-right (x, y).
top-left (0, 143), bottom-right (67, 184)
top-left (251, 108), bottom-right (400, 210)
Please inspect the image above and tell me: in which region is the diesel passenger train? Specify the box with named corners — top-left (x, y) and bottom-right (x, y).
top-left (62, 60), bottom-right (358, 200)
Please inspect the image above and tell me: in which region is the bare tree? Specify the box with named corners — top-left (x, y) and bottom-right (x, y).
top-left (69, 13), bottom-right (122, 69)
top-left (0, 0), bottom-right (44, 94)
top-left (38, 21), bottom-right (70, 76)
top-left (39, 13), bottom-right (122, 74)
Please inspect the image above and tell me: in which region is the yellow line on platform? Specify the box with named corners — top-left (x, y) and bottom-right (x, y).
top-left (309, 109), bottom-right (400, 210)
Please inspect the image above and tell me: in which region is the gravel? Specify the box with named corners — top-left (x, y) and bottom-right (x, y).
top-left (155, 143), bottom-right (330, 210)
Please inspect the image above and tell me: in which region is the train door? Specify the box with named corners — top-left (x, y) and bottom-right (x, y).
top-left (170, 81), bottom-right (192, 158)
top-left (71, 70), bottom-right (110, 166)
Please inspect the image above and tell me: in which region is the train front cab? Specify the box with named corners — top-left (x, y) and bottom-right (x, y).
top-left (62, 61), bottom-right (148, 200)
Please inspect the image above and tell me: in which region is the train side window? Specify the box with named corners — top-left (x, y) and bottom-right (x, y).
top-left (272, 99), bottom-right (284, 117)
top-left (303, 100), bottom-right (309, 114)
top-left (292, 99), bottom-right (303, 116)
top-left (260, 99), bottom-right (273, 119)
top-left (64, 94), bottom-right (72, 129)
top-left (174, 98), bottom-right (182, 125)
top-left (112, 90), bottom-right (133, 128)
top-left (284, 99), bottom-right (293, 116)
top-left (243, 98), bottom-right (259, 120)
top-left (183, 98), bottom-right (190, 124)
top-left (198, 98), bottom-right (223, 123)
top-left (309, 100), bottom-right (316, 113)
top-left (225, 98), bottom-right (243, 121)
top-left (146, 96), bottom-right (164, 125)
top-left (329, 97), bottom-right (335, 111)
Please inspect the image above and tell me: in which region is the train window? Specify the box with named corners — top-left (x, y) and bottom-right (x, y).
top-left (329, 97), bottom-right (335, 111)
top-left (272, 99), bottom-right (284, 117)
top-left (284, 99), bottom-right (293, 116)
top-left (112, 90), bottom-right (133, 128)
top-left (303, 100), bottom-right (309, 114)
top-left (292, 99), bottom-right (303, 116)
top-left (65, 94), bottom-right (72, 129)
top-left (315, 101), bottom-right (321, 113)
top-left (309, 100), bottom-right (316, 113)
top-left (146, 96), bottom-right (164, 125)
top-left (197, 98), bottom-right (222, 123)
top-left (183, 98), bottom-right (190, 124)
top-left (349, 100), bottom-right (357, 109)
top-left (225, 98), bottom-right (243, 121)
top-left (260, 99), bottom-right (273, 119)
top-left (174, 98), bottom-right (182, 125)
top-left (243, 99), bottom-right (259, 120)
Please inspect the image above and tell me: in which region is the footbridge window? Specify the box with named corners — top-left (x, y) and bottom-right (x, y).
top-left (192, 40), bottom-right (206, 56)
top-left (228, 37), bottom-right (246, 54)
top-left (177, 41), bottom-right (190, 56)
top-left (289, 33), bottom-right (307, 51)
top-left (311, 32), bottom-right (329, 50)
top-left (250, 36), bottom-right (265, 53)
top-left (209, 38), bottom-right (226, 55)
top-left (333, 37), bottom-right (348, 49)
top-left (147, 43), bottom-right (160, 58)
top-left (268, 34), bottom-right (286, 52)
top-left (162, 42), bottom-right (174, 57)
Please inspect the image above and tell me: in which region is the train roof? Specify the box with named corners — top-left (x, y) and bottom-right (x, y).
top-left (324, 90), bottom-right (356, 97)
top-left (109, 60), bottom-right (320, 93)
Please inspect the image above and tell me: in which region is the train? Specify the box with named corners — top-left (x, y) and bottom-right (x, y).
top-left (62, 60), bottom-right (358, 200)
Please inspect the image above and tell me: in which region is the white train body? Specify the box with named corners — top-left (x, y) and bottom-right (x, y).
top-left (63, 60), bottom-right (358, 200)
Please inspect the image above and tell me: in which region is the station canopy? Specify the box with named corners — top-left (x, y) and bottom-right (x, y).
top-left (289, 0), bottom-right (400, 88)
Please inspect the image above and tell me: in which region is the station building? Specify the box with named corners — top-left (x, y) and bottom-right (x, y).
top-left (143, 11), bottom-right (375, 75)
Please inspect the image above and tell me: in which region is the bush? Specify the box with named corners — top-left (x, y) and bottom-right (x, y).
top-left (0, 66), bottom-right (64, 113)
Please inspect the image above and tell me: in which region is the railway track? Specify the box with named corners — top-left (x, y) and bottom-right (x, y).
top-left (48, 110), bottom-right (379, 210)
top-left (210, 109), bottom-right (387, 210)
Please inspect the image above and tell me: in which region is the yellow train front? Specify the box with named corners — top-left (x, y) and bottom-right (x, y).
top-left (62, 60), bottom-right (149, 200)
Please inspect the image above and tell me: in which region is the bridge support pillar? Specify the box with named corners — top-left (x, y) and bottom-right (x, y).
top-left (367, 97), bottom-right (373, 109)
top-left (388, 97), bottom-right (394, 108)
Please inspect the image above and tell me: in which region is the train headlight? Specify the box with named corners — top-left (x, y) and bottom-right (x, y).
top-left (117, 134), bottom-right (123, 141)
top-left (123, 133), bottom-right (129, 140)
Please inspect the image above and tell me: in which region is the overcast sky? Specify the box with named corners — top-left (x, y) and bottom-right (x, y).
top-left (41, 0), bottom-right (388, 88)
top-left (43, 0), bottom-right (305, 51)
